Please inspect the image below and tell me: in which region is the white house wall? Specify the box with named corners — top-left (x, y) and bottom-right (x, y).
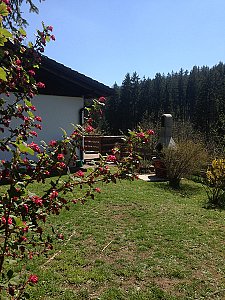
top-left (1, 94), bottom-right (84, 160)
top-left (32, 95), bottom-right (84, 143)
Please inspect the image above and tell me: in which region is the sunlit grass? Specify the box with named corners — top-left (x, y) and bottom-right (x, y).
top-left (6, 177), bottom-right (225, 299)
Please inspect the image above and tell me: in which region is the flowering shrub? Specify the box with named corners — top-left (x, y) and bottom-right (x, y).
top-left (84, 97), bottom-right (106, 134)
top-left (108, 127), bottom-right (155, 175)
top-left (122, 127), bottom-right (155, 165)
top-left (205, 158), bottom-right (225, 207)
top-left (0, 2), bottom-right (149, 299)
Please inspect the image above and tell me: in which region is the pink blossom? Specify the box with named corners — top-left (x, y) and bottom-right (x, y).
top-left (28, 142), bottom-right (41, 153)
top-left (31, 195), bottom-right (43, 206)
top-left (28, 274), bottom-right (38, 284)
top-left (57, 153), bottom-right (64, 160)
top-left (1, 216), bottom-right (12, 225)
top-left (36, 82), bottom-right (45, 89)
top-left (98, 96), bottom-right (106, 103)
top-left (51, 35), bottom-right (56, 41)
top-left (88, 118), bottom-right (93, 124)
top-left (50, 190), bottom-right (58, 199)
top-left (72, 130), bottom-right (79, 136)
top-left (136, 132), bottom-right (145, 139)
top-left (23, 204), bottom-right (29, 213)
top-left (106, 155), bottom-right (117, 162)
top-left (23, 116), bottom-right (29, 123)
top-left (49, 140), bottom-right (57, 147)
top-left (75, 170), bottom-right (84, 177)
top-left (41, 37), bottom-right (46, 45)
top-left (147, 129), bottom-right (155, 135)
top-left (22, 222), bottom-right (29, 232)
top-left (29, 92), bottom-right (35, 98)
top-left (30, 105), bottom-right (36, 111)
top-left (2, 0), bottom-right (10, 4)
top-left (28, 70), bottom-right (35, 76)
top-left (35, 116), bottom-right (42, 122)
top-left (85, 125), bottom-right (94, 133)
top-left (15, 59), bottom-right (21, 65)
top-left (99, 166), bottom-right (109, 174)
top-left (28, 252), bottom-right (33, 259)
top-left (47, 25), bottom-right (53, 31)
top-left (6, 6), bottom-right (12, 13)
top-left (30, 131), bottom-right (38, 137)
top-left (95, 187), bottom-right (101, 193)
top-left (58, 233), bottom-right (64, 240)
top-left (99, 167), bottom-right (104, 173)
top-left (58, 162), bottom-right (66, 169)
top-left (23, 158), bottom-right (28, 164)
top-left (35, 124), bottom-right (42, 130)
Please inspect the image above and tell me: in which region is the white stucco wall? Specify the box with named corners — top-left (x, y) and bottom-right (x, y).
top-left (32, 95), bottom-right (84, 143)
top-left (0, 94), bottom-right (84, 160)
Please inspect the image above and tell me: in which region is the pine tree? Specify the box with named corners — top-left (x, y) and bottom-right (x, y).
top-left (120, 73), bottom-right (132, 132)
top-left (105, 83), bottom-right (121, 134)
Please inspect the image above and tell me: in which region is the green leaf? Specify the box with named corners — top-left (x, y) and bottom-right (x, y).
top-left (27, 111), bottom-right (34, 119)
top-left (60, 128), bottom-right (67, 137)
top-left (0, 28), bottom-right (12, 38)
top-left (0, 67), bottom-right (7, 81)
top-left (7, 269), bottom-right (13, 280)
top-left (28, 41), bottom-right (33, 48)
top-left (23, 175), bottom-right (31, 180)
top-left (19, 28), bottom-right (27, 37)
top-left (13, 216), bottom-right (25, 227)
top-left (0, 36), bottom-right (6, 46)
top-left (0, 3), bottom-right (8, 16)
top-left (9, 275), bottom-right (20, 285)
top-left (24, 99), bottom-right (32, 107)
top-left (1, 296), bottom-right (10, 300)
top-left (15, 143), bottom-right (34, 155)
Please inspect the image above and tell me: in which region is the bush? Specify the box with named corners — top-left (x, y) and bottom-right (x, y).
top-left (205, 158), bottom-right (225, 207)
top-left (162, 140), bottom-right (208, 188)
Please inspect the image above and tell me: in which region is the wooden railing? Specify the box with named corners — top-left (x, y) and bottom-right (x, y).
top-left (84, 135), bottom-right (126, 156)
top-left (84, 135), bottom-right (154, 160)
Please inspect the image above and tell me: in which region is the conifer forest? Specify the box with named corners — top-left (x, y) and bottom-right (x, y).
top-left (105, 62), bottom-right (225, 149)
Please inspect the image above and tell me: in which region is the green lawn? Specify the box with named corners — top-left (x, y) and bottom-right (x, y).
top-left (22, 179), bottom-right (225, 299)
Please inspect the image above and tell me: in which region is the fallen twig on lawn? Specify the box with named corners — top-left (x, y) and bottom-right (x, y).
top-left (41, 230), bottom-right (76, 267)
top-left (101, 240), bottom-right (113, 252)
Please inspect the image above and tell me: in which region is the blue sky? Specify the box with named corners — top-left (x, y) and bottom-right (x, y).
top-left (23, 0), bottom-right (225, 87)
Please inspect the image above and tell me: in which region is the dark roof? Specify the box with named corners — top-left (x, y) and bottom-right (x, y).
top-left (36, 56), bottom-right (114, 98)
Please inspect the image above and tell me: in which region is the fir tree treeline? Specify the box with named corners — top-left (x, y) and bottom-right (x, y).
top-left (105, 62), bottom-right (225, 144)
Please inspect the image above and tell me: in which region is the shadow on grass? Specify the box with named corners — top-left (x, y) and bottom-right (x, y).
top-left (156, 180), bottom-right (225, 211)
top-left (155, 180), bottom-right (204, 198)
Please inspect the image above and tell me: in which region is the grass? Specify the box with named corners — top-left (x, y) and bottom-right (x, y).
top-left (6, 177), bottom-right (225, 299)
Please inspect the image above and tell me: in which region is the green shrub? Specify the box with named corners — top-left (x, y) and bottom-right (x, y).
top-left (205, 158), bottom-right (225, 207)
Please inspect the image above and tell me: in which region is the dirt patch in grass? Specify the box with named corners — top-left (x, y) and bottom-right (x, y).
top-left (153, 277), bottom-right (187, 296)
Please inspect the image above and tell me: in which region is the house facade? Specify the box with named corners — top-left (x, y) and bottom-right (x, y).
top-left (34, 56), bottom-right (113, 143)
top-left (1, 56), bottom-right (113, 160)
